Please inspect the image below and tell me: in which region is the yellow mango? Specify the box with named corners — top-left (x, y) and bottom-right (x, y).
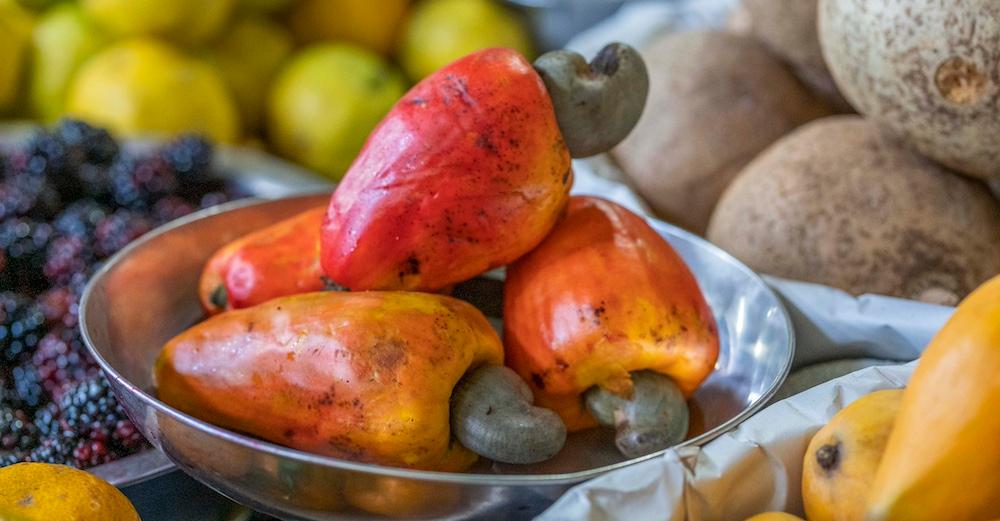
top-left (868, 274), bottom-right (1000, 520)
top-left (801, 389), bottom-right (903, 521)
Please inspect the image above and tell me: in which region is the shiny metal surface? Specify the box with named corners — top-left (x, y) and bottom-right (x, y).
top-left (80, 195), bottom-right (793, 520)
top-left (503, 0), bottom-right (627, 51)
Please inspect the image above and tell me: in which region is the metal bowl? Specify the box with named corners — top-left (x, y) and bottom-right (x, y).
top-left (80, 194), bottom-right (793, 520)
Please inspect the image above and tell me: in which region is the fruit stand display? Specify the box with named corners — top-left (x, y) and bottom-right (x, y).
top-left (2, 0), bottom-right (1000, 520)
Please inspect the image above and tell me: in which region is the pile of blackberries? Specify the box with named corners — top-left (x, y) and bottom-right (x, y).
top-left (0, 119), bottom-right (243, 469)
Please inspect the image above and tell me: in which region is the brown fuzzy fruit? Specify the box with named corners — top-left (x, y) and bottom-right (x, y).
top-left (612, 30), bottom-right (830, 234)
top-left (728, 0), bottom-right (852, 112)
top-left (818, 0), bottom-right (1000, 180)
top-left (707, 116), bottom-right (1000, 306)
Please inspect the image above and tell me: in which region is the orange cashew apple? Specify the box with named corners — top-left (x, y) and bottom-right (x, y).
top-left (504, 196), bottom-right (719, 457)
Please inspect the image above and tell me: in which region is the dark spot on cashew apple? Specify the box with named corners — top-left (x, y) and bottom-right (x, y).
top-left (450, 365), bottom-right (566, 464)
top-left (585, 370), bottom-right (689, 459)
top-left (209, 285), bottom-right (228, 309)
top-left (534, 42), bottom-right (649, 158)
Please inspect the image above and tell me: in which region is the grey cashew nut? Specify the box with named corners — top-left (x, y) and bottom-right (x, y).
top-left (585, 370), bottom-right (689, 459)
top-left (534, 42), bottom-right (649, 158)
top-left (450, 365), bottom-right (566, 464)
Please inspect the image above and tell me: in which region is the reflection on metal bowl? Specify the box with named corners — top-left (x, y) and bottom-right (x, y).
top-left (80, 194), bottom-right (793, 520)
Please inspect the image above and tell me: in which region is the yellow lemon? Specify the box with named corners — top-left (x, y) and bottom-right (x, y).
top-left (206, 15), bottom-right (293, 132)
top-left (29, 3), bottom-right (110, 121)
top-left (287, 0), bottom-right (410, 55)
top-left (267, 44), bottom-right (406, 180)
top-left (399, 0), bottom-right (533, 81)
top-left (0, 0), bottom-right (34, 113)
top-left (81, 0), bottom-right (235, 46)
top-left (67, 38), bottom-right (240, 143)
top-left (0, 463), bottom-right (139, 521)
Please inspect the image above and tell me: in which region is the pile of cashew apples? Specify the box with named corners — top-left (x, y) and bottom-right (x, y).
top-left (153, 44), bottom-right (721, 471)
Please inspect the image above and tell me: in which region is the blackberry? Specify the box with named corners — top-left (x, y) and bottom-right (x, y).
top-left (52, 200), bottom-right (110, 240)
top-left (0, 407), bottom-right (37, 452)
top-left (37, 285), bottom-right (77, 326)
top-left (0, 173), bottom-right (61, 221)
top-left (43, 235), bottom-right (95, 286)
top-left (23, 436), bottom-right (74, 466)
top-left (108, 154), bottom-right (178, 210)
top-left (93, 209), bottom-right (153, 258)
top-left (160, 135), bottom-right (213, 181)
top-left (23, 131), bottom-right (67, 179)
top-left (0, 218), bottom-right (54, 292)
top-left (55, 119), bottom-right (119, 166)
top-left (35, 375), bottom-right (145, 468)
top-left (0, 292), bottom-right (46, 364)
top-left (32, 328), bottom-right (96, 400)
top-left (4, 364), bottom-right (45, 411)
top-left (0, 450), bottom-right (25, 468)
top-left (151, 195), bottom-right (197, 224)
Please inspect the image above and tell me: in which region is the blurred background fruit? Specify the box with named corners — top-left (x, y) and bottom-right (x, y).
top-left (65, 39), bottom-right (240, 143)
top-left (400, 0), bottom-right (534, 81)
top-left (29, 3), bottom-right (109, 121)
top-left (0, 462), bottom-right (140, 520)
top-left (0, 0), bottom-right (550, 180)
top-left (287, 0), bottom-right (410, 55)
top-left (205, 15), bottom-right (293, 133)
top-left (267, 44), bottom-right (406, 180)
top-left (0, 0), bottom-right (34, 114)
top-left (81, 0), bottom-right (235, 46)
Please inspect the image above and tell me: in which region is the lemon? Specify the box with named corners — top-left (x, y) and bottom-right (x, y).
top-left (267, 44), bottom-right (407, 180)
top-left (0, 0), bottom-right (34, 113)
top-left (67, 38), bottom-right (240, 143)
top-left (206, 15), bottom-right (293, 132)
top-left (82, 0), bottom-right (235, 46)
top-left (0, 463), bottom-right (139, 521)
top-left (399, 0), bottom-right (533, 81)
top-left (287, 0), bottom-right (410, 55)
top-left (29, 3), bottom-right (110, 121)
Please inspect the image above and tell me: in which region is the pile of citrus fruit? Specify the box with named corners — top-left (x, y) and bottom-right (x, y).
top-left (0, 0), bottom-right (534, 181)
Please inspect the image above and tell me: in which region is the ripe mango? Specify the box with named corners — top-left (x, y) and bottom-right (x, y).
top-left (801, 389), bottom-right (903, 521)
top-left (867, 274), bottom-right (1000, 521)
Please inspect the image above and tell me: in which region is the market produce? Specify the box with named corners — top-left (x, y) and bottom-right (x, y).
top-left (267, 44), bottom-right (407, 180)
top-left (198, 206), bottom-right (327, 315)
top-left (399, 0), bottom-right (534, 81)
top-left (802, 389), bottom-right (903, 521)
top-left (612, 30), bottom-right (830, 233)
top-left (66, 38), bottom-right (240, 143)
top-left (319, 47), bottom-right (571, 292)
top-left (818, 0), bottom-right (1000, 180)
top-left (0, 0), bottom-right (33, 114)
top-left (155, 291), bottom-right (566, 469)
top-left (707, 116), bottom-right (1000, 306)
top-left (534, 43), bottom-right (649, 158)
top-left (729, 0), bottom-right (851, 112)
top-left (0, 462), bottom-right (139, 520)
top-left (868, 274), bottom-right (1000, 521)
top-left (286, 0), bottom-right (410, 55)
top-left (343, 475), bottom-right (457, 518)
top-left (28, 3), bottom-right (109, 121)
top-left (81, 0), bottom-right (234, 46)
top-left (504, 196), bottom-right (718, 457)
top-left (0, 120), bottom-right (241, 470)
top-left (206, 14), bottom-right (293, 133)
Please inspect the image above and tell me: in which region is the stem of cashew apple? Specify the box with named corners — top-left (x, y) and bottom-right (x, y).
top-left (584, 370), bottom-right (689, 459)
top-left (450, 365), bottom-right (566, 464)
top-left (534, 42), bottom-right (649, 158)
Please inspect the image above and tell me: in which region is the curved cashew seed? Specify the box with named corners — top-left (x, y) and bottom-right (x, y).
top-left (534, 42), bottom-right (649, 158)
top-left (585, 370), bottom-right (689, 459)
top-left (450, 365), bottom-right (566, 464)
